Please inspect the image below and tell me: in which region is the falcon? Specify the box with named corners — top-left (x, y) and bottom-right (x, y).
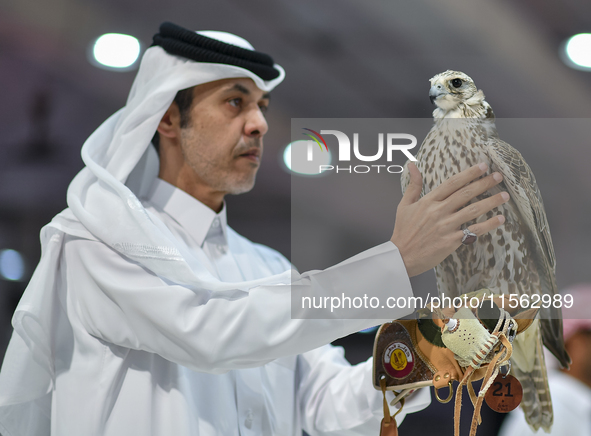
top-left (401, 70), bottom-right (570, 432)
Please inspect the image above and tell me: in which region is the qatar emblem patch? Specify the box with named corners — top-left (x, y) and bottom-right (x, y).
top-left (383, 342), bottom-right (414, 379)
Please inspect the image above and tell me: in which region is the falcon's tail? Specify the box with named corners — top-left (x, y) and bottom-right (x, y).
top-left (512, 329), bottom-right (553, 432)
top-left (540, 316), bottom-right (570, 369)
top-left (535, 239), bottom-right (570, 369)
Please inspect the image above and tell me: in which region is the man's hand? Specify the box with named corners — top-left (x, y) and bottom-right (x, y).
top-left (391, 162), bottom-right (508, 277)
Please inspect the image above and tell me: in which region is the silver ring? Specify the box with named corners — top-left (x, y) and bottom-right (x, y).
top-left (461, 228), bottom-right (477, 245)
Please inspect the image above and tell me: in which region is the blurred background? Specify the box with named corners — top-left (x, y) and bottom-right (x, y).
top-left (1, 0), bottom-right (590, 434)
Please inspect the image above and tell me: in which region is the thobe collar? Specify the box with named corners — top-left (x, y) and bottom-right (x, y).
top-left (146, 178), bottom-right (229, 247)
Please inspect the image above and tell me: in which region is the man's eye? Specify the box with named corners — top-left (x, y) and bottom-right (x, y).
top-left (259, 105), bottom-right (268, 113)
top-left (229, 98), bottom-right (241, 107)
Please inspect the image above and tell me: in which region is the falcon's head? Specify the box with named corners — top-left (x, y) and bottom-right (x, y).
top-left (428, 70), bottom-right (488, 117)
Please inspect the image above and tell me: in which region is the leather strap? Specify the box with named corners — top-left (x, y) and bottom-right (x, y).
top-left (453, 333), bottom-right (513, 436)
top-left (380, 378), bottom-right (405, 436)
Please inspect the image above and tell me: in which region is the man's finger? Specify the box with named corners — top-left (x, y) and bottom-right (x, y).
top-left (444, 172), bottom-right (504, 212)
top-left (452, 192), bottom-right (510, 227)
top-left (399, 162), bottom-right (423, 207)
top-left (455, 214), bottom-right (506, 246)
top-left (427, 163), bottom-right (488, 202)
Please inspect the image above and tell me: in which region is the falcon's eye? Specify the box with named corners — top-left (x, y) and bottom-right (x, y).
top-left (451, 78), bottom-right (463, 88)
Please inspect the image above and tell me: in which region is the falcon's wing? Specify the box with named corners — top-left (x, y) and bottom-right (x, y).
top-left (486, 138), bottom-right (569, 368)
top-left (486, 139), bottom-right (555, 271)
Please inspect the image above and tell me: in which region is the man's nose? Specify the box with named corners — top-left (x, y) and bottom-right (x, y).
top-left (244, 107), bottom-right (268, 138)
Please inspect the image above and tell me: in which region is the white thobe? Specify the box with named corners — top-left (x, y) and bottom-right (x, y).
top-left (2, 178), bottom-right (430, 436)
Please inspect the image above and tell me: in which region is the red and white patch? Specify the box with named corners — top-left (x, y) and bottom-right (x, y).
top-left (383, 342), bottom-right (414, 379)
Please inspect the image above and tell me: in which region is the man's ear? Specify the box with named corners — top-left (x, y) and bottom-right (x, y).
top-left (157, 102), bottom-right (181, 139)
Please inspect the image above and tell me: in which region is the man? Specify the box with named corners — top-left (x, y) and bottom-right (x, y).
top-left (0, 23), bottom-right (508, 435)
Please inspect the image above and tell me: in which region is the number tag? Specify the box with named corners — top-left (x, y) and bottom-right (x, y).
top-left (484, 374), bottom-right (523, 413)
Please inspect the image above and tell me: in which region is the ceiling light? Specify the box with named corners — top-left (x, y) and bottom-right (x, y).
top-left (282, 140), bottom-right (332, 176)
top-left (91, 33), bottom-right (141, 70)
top-left (562, 33), bottom-right (591, 71)
top-left (0, 249), bottom-right (25, 281)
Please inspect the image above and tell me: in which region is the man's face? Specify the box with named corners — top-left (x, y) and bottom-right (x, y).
top-left (179, 78), bottom-right (270, 195)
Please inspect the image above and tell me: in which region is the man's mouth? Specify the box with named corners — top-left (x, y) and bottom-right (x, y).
top-left (237, 148), bottom-right (261, 163)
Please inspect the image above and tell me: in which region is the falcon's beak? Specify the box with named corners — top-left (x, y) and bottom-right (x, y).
top-left (429, 86), bottom-right (445, 105)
